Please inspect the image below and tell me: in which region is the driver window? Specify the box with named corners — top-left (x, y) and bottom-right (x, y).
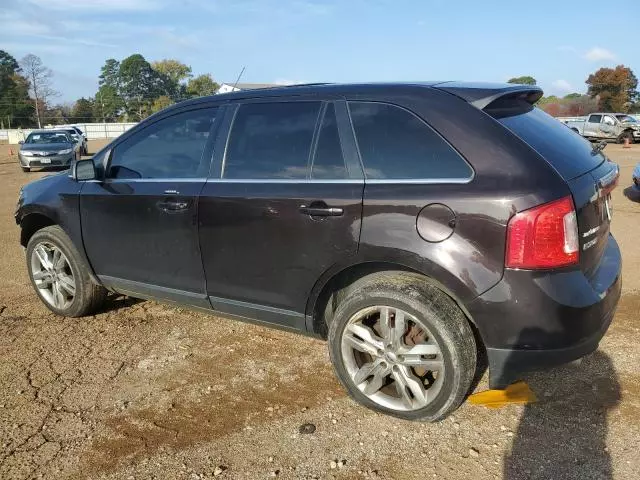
top-left (108, 108), bottom-right (217, 179)
top-left (603, 116), bottom-right (615, 126)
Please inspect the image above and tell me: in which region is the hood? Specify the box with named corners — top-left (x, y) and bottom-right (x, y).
top-left (21, 143), bottom-right (75, 152)
top-left (621, 121), bottom-right (640, 129)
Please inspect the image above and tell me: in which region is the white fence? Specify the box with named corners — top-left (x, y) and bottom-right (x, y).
top-left (0, 122), bottom-right (138, 144)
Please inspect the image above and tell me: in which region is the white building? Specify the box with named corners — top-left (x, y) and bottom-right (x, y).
top-left (216, 83), bottom-right (279, 94)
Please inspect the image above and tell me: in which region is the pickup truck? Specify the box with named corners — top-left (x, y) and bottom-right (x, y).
top-left (563, 113), bottom-right (640, 143)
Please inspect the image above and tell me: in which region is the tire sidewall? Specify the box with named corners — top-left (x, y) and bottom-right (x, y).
top-left (328, 287), bottom-right (470, 422)
top-left (26, 227), bottom-right (89, 317)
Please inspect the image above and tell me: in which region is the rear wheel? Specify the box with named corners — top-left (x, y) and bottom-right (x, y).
top-left (26, 226), bottom-right (107, 317)
top-left (328, 272), bottom-right (476, 422)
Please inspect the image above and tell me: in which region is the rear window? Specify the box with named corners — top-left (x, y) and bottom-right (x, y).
top-left (491, 105), bottom-right (603, 180)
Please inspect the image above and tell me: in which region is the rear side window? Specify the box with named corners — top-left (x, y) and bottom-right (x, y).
top-left (348, 102), bottom-right (473, 180)
top-left (312, 103), bottom-right (347, 179)
top-left (589, 115), bottom-right (602, 123)
top-left (224, 102), bottom-right (321, 179)
top-left (493, 105), bottom-right (603, 180)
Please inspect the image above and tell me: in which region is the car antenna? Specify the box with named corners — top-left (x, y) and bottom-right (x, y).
top-left (232, 66), bottom-right (246, 90)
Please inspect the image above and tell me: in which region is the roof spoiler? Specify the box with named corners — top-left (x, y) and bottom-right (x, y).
top-left (432, 82), bottom-right (544, 110)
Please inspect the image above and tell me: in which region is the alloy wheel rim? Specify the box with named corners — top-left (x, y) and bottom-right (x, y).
top-left (30, 242), bottom-right (76, 310)
top-left (340, 305), bottom-right (445, 411)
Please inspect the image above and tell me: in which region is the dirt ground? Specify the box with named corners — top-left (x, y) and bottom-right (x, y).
top-left (1, 140), bottom-right (639, 480)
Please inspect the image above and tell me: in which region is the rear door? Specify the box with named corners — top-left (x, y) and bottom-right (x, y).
top-left (584, 114), bottom-right (603, 138)
top-left (81, 106), bottom-right (220, 307)
top-left (198, 99), bottom-right (364, 329)
top-left (494, 107), bottom-right (617, 276)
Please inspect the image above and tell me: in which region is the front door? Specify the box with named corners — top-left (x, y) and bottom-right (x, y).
top-left (81, 106), bottom-right (220, 307)
top-left (199, 100), bottom-right (364, 328)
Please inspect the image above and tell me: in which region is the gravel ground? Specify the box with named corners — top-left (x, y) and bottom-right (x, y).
top-left (1, 141), bottom-right (639, 480)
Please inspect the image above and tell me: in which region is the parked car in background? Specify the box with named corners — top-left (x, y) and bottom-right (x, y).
top-left (18, 129), bottom-right (82, 172)
top-left (61, 127), bottom-right (88, 155)
top-left (564, 113), bottom-right (640, 143)
top-left (15, 82), bottom-right (621, 421)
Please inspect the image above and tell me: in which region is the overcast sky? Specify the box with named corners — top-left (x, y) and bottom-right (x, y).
top-left (1, 0), bottom-right (636, 102)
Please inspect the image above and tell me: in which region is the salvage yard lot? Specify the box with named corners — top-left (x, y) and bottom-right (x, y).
top-left (1, 141), bottom-right (639, 480)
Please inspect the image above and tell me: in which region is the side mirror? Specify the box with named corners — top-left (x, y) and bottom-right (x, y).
top-left (71, 159), bottom-right (97, 181)
top-left (18, 140), bottom-right (24, 145)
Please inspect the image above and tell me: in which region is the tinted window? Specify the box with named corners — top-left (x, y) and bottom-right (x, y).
top-left (589, 115), bottom-right (602, 123)
top-left (109, 108), bottom-right (217, 179)
top-left (312, 103), bottom-right (347, 179)
top-left (224, 102), bottom-right (321, 179)
top-left (348, 102), bottom-right (472, 180)
top-left (493, 105), bottom-right (603, 180)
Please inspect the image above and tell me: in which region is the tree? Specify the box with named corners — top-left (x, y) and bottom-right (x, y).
top-left (186, 74), bottom-right (220, 97)
top-left (586, 65), bottom-right (639, 112)
top-left (118, 54), bottom-right (164, 120)
top-left (71, 97), bottom-right (94, 123)
top-left (94, 85), bottom-right (124, 122)
top-left (0, 50), bottom-right (33, 128)
top-left (151, 95), bottom-right (174, 113)
top-left (99, 58), bottom-right (120, 89)
top-left (507, 76), bottom-right (537, 86)
top-left (564, 93), bottom-right (582, 99)
top-left (20, 54), bottom-right (58, 128)
top-left (44, 103), bottom-right (71, 125)
top-left (151, 59), bottom-right (192, 84)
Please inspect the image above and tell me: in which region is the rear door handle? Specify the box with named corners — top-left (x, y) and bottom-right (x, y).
top-left (299, 203), bottom-right (344, 217)
top-left (157, 199), bottom-right (189, 213)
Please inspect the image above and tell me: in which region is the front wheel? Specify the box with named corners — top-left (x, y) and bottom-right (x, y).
top-left (328, 272), bottom-right (476, 422)
top-left (21, 166), bottom-right (30, 172)
top-left (618, 131), bottom-right (634, 144)
top-left (26, 226), bottom-right (107, 317)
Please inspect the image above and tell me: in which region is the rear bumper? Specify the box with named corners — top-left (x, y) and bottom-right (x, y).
top-left (468, 234), bottom-right (622, 388)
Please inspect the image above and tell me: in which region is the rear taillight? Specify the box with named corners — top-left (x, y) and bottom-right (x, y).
top-left (506, 196), bottom-right (579, 269)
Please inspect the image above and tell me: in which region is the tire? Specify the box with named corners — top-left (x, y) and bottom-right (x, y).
top-left (21, 166), bottom-right (30, 172)
top-left (26, 226), bottom-right (107, 317)
top-left (328, 271), bottom-right (476, 422)
top-left (618, 131), bottom-right (634, 144)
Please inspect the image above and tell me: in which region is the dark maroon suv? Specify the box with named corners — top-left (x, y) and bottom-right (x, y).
top-left (16, 82), bottom-right (621, 421)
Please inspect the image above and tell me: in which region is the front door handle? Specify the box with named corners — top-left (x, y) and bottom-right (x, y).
top-left (157, 199), bottom-right (189, 213)
top-left (299, 202), bottom-right (344, 217)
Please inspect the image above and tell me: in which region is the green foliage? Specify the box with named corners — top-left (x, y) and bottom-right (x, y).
top-left (71, 97), bottom-right (94, 123)
top-left (586, 65), bottom-right (638, 112)
top-left (119, 54), bottom-right (165, 120)
top-left (186, 74), bottom-right (220, 98)
top-left (507, 76), bottom-right (537, 86)
top-left (0, 50), bottom-right (34, 128)
top-left (151, 95), bottom-right (174, 113)
top-left (99, 59), bottom-right (120, 89)
top-left (152, 59), bottom-right (192, 84)
top-left (94, 85), bottom-right (124, 122)
top-left (563, 93), bottom-right (582, 99)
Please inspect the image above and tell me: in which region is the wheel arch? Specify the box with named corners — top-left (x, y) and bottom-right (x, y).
top-left (19, 211), bottom-right (57, 247)
top-left (306, 260), bottom-right (478, 338)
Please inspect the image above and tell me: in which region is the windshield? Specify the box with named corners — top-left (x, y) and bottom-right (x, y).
top-left (615, 115), bottom-right (637, 123)
top-left (25, 132), bottom-right (72, 144)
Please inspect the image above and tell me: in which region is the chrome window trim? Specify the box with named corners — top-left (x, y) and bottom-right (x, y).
top-left (102, 178), bottom-right (208, 183)
top-left (205, 178), bottom-right (363, 184)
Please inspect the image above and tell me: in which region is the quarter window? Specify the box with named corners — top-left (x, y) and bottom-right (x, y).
top-left (224, 102), bottom-right (321, 179)
top-left (108, 108), bottom-right (217, 179)
top-left (348, 102), bottom-right (473, 180)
